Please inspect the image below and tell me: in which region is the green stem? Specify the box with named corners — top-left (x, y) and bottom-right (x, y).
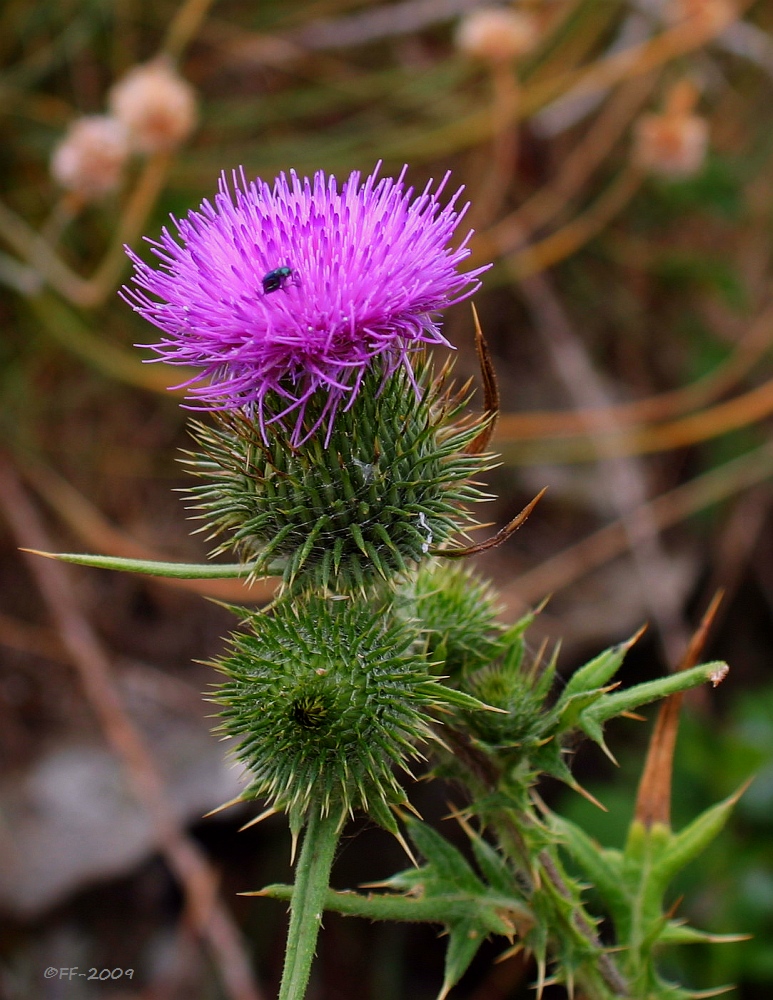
top-left (278, 810), bottom-right (342, 1000)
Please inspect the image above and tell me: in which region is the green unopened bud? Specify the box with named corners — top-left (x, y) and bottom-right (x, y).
top-left (184, 357), bottom-right (494, 594)
top-left (462, 657), bottom-right (548, 753)
top-left (400, 561), bottom-right (504, 676)
top-left (213, 594), bottom-right (450, 833)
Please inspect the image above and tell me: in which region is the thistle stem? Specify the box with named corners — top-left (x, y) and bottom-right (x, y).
top-left (278, 810), bottom-right (341, 1000)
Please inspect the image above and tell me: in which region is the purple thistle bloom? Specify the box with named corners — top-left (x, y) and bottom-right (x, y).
top-left (123, 164), bottom-right (489, 444)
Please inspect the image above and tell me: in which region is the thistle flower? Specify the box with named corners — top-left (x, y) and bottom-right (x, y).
top-left (123, 165), bottom-right (488, 444)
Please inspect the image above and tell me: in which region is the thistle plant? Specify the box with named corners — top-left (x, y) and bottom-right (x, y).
top-left (43, 163), bottom-right (743, 999)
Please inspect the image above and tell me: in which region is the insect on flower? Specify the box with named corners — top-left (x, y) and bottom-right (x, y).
top-left (262, 266), bottom-right (294, 294)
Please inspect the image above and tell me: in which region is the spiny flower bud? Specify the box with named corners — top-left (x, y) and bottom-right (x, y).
top-left (453, 601), bottom-right (550, 755)
top-left (50, 115), bottom-right (129, 199)
top-left (213, 595), bottom-right (447, 834)
top-left (632, 81), bottom-right (709, 179)
top-left (184, 357), bottom-right (494, 594)
top-left (109, 59), bottom-right (197, 154)
top-left (455, 7), bottom-right (539, 64)
top-left (400, 561), bottom-right (504, 676)
top-left (462, 654), bottom-right (547, 752)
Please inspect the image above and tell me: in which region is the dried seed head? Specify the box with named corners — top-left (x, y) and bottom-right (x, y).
top-left (632, 88), bottom-right (709, 179)
top-left (109, 59), bottom-right (197, 154)
top-left (455, 7), bottom-right (539, 63)
top-left (50, 115), bottom-right (130, 199)
top-left (662, 78), bottom-right (701, 118)
top-left (665, 0), bottom-right (735, 32)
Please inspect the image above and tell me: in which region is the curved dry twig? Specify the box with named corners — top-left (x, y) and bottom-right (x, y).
top-left (434, 488), bottom-right (546, 558)
top-left (464, 303), bottom-right (500, 456)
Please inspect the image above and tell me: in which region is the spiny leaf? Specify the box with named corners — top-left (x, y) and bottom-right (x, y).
top-left (468, 832), bottom-right (517, 897)
top-left (370, 818), bottom-right (534, 994)
top-left (551, 813), bottom-right (627, 918)
top-left (657, 923), bottom-right (751, 946)
top-left (581, 661), bottom-right (729, 727)
top-left (439, 918), bottom-right (487, 1000)
top-left (655, 783), bottom-right (749, 886)
top-left (550, 687), bottom-right (613, 734)
top-left (406, 818), bottom-right (484, 895)
top-left (22, 549), bottom-right (260, 579)
top-left (558, 631), bottom-right (641, 702)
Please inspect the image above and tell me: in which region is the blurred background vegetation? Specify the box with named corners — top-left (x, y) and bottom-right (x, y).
top-left (2, 0), bottom-right (773, 997)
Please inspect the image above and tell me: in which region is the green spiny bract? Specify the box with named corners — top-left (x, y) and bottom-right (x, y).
top-left (212, 594), bottom-right (452, 836)
top-left (184, 356), bottom-right (495, 594)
